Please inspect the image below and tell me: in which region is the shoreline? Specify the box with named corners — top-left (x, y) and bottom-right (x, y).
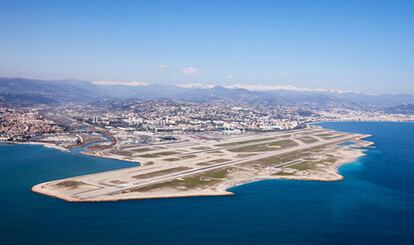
top-left (32, 141), bottom-right (369, 203)
top-left (1, 141), bottom-right (70, 152)
top-left (23, 127), bottom-right (374, 203)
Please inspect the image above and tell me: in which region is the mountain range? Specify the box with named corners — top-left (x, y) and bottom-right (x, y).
top-left (1, 77), bottom-right (414, 112)
top-left (384, 104), bottom-right (414, 115)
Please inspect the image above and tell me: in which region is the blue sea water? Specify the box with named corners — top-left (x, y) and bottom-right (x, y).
top-left (1, 122), bottom-right (414, 244)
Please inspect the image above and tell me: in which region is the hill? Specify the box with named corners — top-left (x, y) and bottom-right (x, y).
top-left (2, 77), bottom-right (414, 112)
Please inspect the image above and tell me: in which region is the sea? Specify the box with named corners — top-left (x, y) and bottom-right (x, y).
top-left (0, 122), bottom-right (414, 244)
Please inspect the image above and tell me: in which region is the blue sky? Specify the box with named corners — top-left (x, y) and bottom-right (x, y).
top-left (1, 0), bottom-right (413, 94)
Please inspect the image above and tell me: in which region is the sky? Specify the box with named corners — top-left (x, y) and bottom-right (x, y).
top-left (0, 0), bottom-right (413, 94)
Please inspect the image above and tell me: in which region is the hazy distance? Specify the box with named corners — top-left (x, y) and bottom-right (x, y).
top-left (1, 0), bottom-right (414, 94)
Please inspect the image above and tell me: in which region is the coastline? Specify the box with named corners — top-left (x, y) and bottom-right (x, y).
top-left (1, 141), bottom-right (70, 152)
top-left (31, 140), bottom-right (370, 202)
top-left (24, 126), bottom-right (374, 203)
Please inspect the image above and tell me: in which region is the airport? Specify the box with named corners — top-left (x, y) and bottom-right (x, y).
top-left (32, 126), bottom-right (372, 202)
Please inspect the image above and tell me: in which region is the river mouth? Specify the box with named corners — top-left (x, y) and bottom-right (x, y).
top-left (70, 135), bottom-right (111, 154)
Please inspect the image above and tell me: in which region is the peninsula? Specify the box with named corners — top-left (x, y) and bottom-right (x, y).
top-left (32, 127), bottom-right (372, 202)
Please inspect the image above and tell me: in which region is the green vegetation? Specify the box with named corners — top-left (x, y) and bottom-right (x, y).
top-left (316, 133), bottom-right (345, 139)
top-left (268, 139), bottom-right (298, 147)
top-left (55, 180), bottom-right (86, 189)
top-left (163, 158), bottom-right (181, 161)
top-left (109, 149), bottom-right (134, 157)
top-left (229, 139), bottom-right (298, 152)
top-left (126, 177), bottom-right (212, 193)
top-left (306, 129), bottom-right (329, 134)
top-left (191, 146), bottom-right (212, 150)
top-left (236, 153), bottom-right (257, 158)
top-left (196, 158), bottom-right (230, 166)
top-left (326, 135), bottom-right (345, 139)
top-left (181, 154), bottom-right (197, 160)
top-left (132, 167), bottom-right (192, 179)
top-left (138, 151), bottom-right (178, 158)
top-left (316, 133), bottom-right (334, 137)
top-left (215, 137), bottom-right (276, 147)
top-left (241, 146), bottom-right (324, 167)
top-left (124, 168), bottom-right (232, 193)
top-left (164, 155), bottom-right (197, 161)
top-left (298, 136), bottom-right (318, 144)
top-left (228, 144), bottom-right (270, 152)
top-left (131, 148), bottom-right (154, 153)
top-left (304, 157), bottom-right (316, 161)
top-left (323, 157), bottom-right (338, 163)
top-left (209, 150), bottom-right (224, 154)
top-left (286, 156), bottom-right (337, 171)
top-left (272, 171), bottom-right (295, 176)
top-left (169, 176), bottom-right (217, 188)
top-left (109, 180), bottom-right (128, 184)
top-left (162, 155), bottom-right (197, 162)
top-left (202, 168), bottom-right (230, 179)
top-left (289, 161), bottom-right (315, 171)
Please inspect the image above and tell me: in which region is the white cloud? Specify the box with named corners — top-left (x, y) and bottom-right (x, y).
top-left (92, 80), bottom-right (149, 87)
top-left (223, 83), bottom-right (355, 93)
top-left (176, 82), bottom-right (355, 93)
top-left (92, 79), bottom-right (356, 94)
top-left (176, 83), bottom-right (215, 89)
top-left (181, 67), bottom-right (200, 75)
